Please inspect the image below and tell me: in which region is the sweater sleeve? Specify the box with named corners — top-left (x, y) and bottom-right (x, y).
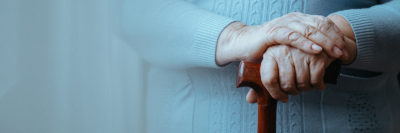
top-left (331, 0), bottom-right (400, 72)
top-left (121, 0), bottom-right (236, 68)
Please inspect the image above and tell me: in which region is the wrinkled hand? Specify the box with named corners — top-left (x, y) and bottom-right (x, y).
top-left (216, 12), bottom-right (345, 65)
top-left (246, 15), bottom-right (357, 103)
top-left (247, 45), bottom-right (334, 103)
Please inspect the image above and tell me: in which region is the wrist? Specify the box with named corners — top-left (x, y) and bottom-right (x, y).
top-left (216, 21), bottom-right (247, 65)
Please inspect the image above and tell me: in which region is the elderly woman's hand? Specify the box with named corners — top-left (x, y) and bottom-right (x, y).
top-left (247, 36), bottom-right (355, 103)
top-left (216, 12), bottom-right (346, 65)
top-left (257, 45), bottom-right (334, 102)
top-left (245, 15), bottom-right (357, 103)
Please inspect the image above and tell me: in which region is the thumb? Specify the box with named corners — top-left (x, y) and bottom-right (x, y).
top-left (246, 89), bottom-right (258, 103)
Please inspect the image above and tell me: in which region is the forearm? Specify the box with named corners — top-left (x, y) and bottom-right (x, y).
top-left (331, 0), bottom-right (400, 72)
top-left (122, 0), bottom-right (235, 68)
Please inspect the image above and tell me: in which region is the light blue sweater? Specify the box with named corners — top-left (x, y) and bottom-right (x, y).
top-left (122, 0), bottom-right (400, 132)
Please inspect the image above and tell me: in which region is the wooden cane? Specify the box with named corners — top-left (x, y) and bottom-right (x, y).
top-left (236, 60), bottom-right (341, 133)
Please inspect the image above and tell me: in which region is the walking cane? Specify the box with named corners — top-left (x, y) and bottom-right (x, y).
top-left (236, 60), bottom-right (341, 133)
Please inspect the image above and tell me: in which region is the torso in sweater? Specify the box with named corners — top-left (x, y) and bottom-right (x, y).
top-left (143, 0), bottom-right (400, 133)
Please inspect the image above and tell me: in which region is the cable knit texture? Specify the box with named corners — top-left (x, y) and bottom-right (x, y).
top-left (122, 0), bottom-right (400, 132)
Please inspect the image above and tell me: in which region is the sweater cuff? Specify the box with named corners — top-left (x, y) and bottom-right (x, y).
top-left (331, 9), bottom-right (376, 69)
top-left (191, 13), bottom-right (236, 68)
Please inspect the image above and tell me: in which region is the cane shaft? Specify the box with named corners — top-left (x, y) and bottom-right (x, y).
top-left (236, 61), bottom-right (276, 133)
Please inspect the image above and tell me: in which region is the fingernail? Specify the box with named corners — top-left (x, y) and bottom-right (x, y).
top-left (312, 44), bottom-right (322, 52)
top-left (333, 46), bottom-right (343, 57)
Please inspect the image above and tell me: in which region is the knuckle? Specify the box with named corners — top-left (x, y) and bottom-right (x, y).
top-left (326, 40), bottom-right (335, 48)
top-left (334, 35), bottom-right (344, 42)
top-left (310, 79), bottom-right (320, 86)
top-left (315, 21), bottom-right (325, 30)
top-left (297, 82), bottom-right (311, 91)
top-left (304, 25), bottom-right (316, 38)
top-left (263, 78), bottom-right (278, 86)
top-left (309, 55), bottom-right (318, 62)
top-left (296, 81), bottom-right (308, 88)
top-left (325, 18), bottom-right (335, 26)
top-left (303, 56), bottom-right (310, 64)
top-left (270, 93), bottom-right (282, 100)
top-left (336, 31), bottom-right (345, 38)
top-left (332, 24), bottom-right (342, 33)
top-left (335, 37), bottom-right (345, 46)
top-left (273, 46), bottom-right (291, 57)
top-left (305, 57), bottom-right (311, 64)
top-left (320, 60), bottom-right (327, 67)
top-left (281, 83), bottom-right (295, 92)
top-left (319, 39), bottom-right (330, 48)
top-left (318, 23), bottom-right (329, 33)
top-left (320, 18), bottom-right (335, 32)
top-left (287, 32), bottom-right (300, 42)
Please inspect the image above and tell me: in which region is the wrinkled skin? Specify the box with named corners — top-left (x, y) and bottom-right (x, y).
top-left (216, 12), bottom-right (357, 103)
top-left (245, 15), bottom-right (356, 103)
top-left (256, 45), bottom-right (333, 102)
top-left (216, 12), bottom-right (346, 65)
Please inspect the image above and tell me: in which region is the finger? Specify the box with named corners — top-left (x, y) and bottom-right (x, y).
top-left (300, 15), bottom-right (346, 57)
top-left (260, 54), bottom-right (288, 102)
top-left (287, 22), bottom-right (343, 58)
top-left (246, 89), bottom-right (258, 103)
top-left (270, 27), bottom-right (323, 55)
top-left (302, 15), bottom-right (345, 48)
top-left (293, 55), bottom-right (312, 91)
top-left (340, 37), bottom-right (356, 64)
top-left (275, 47), bottom-right (298, 95)
top-left (309, 59), bottom-right (327, 90)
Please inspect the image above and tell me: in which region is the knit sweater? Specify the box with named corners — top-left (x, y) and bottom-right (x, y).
top-left (122, 0), bottom-right (400, 133)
